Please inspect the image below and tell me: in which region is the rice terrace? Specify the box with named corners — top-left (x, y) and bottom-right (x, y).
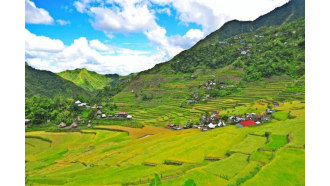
top-left (25, 0), bottom-right (305, 185)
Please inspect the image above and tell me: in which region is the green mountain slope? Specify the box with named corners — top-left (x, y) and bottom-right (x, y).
top-left (25, 63), bottom-right (90, 98)
top-left (57, 68), bottom-right (112, 92)
top-left (108, 0), bottom-right (305, 126)
top-left (147, 0), bottom-right (304, 75)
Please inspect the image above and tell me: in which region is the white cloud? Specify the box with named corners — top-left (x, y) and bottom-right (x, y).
top-left (25, 29), bottom-right (65, 52)
top-left (89, 3), bottom-right (156, 33)
top-left (26, 0), bottom-right (290, 75)
top-left (151, 0), bottom-right (289, 34)
top-left (25, 0), bottom-right (54, 24)
top-left (56, 19), bottom-right (71, 25)
top-left (25, 29), bottom-right (163, 75)
top-left (157, 7), bottom-right (171, 16)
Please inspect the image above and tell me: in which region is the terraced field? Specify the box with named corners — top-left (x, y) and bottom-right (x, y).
top-left (25, 101), bottom-right (305, 185)
top-left (111, 72), bottom-right (295, 127)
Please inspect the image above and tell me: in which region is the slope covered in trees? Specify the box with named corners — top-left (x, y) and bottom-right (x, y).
top-left (57, 68), bottom-right (113, 92)
top-left (146, 0), bottom-right (305, 78)
top-left (25, 63), bottom-right (90, 99)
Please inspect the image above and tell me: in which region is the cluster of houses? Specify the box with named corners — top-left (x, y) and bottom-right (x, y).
top-left (165, 110), bottom-right (227, 131)
top-left (75, 100), bottom-right (103, 109)
top-left (57, 116), bottom-right (92, 129)
top-left (165, 105), bottom-right (277, 132)
top-left (97, 111), bottom-right (133, 119)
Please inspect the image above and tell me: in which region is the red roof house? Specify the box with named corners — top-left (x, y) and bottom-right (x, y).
top-left (240, 120), bottom-right (256, 127)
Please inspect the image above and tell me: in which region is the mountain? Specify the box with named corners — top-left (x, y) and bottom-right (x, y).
top-left (57, 68), bottom-right (113, 92)
top-left (147, 0), bottom-right (305, 74)
top-left (108, 0), bottom-right (305, 126)
top-left (25, 63), bottom-right (90, 98)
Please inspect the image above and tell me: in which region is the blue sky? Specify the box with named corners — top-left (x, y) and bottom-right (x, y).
top-left (25, 0), bottom-right (289, 75)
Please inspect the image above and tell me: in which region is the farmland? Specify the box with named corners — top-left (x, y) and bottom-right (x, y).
top-left (25, 101), bottom-right (305, 185)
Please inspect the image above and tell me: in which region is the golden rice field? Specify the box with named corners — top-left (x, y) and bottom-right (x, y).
top-left (25, 101), bottom-right (305, 185)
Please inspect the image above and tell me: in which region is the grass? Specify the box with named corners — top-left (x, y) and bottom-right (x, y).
top-left (203, 153), bottom-right (249, 180)
top-left (243, 148), bottom-right (305, 186)
top-left (263, 135), bottom-right (288, 150)
top-left (229, 135), bottom-right (267, 154)
top-left (25, 98), bottom-right (305, 185)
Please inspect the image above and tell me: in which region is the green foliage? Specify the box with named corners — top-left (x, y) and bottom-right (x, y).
top-left (182, 179), bottom-right (196, 186)
top-left (234, 164), bottom-right (262, 185)
top-left (57, 68), bottom-right (112, 92)
top-left (149, 174), bottom-right (161, 186)
top-left (25, 63), bottom-right (90, 99)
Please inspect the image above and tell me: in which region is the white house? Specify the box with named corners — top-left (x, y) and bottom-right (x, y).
top-left (127, 115), bottom-right (132, 119)
top-left (208, 123), bottom-right (216, 129)
top-left (101, 114), bottom-right (106, 118)
top-left (218, 121), bottom-right (226, 127)
top-left (75, 100), bottom-right (81, 104)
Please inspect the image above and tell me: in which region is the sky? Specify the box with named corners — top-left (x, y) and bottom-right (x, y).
top-left (25, 0), bottom-right (289, 75)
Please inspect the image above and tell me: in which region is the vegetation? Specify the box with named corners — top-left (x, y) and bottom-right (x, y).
top-left (25, 0), bottom-right (305, 185)
top-left (25, 63), bottom-right (90, 98)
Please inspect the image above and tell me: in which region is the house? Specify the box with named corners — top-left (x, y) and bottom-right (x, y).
top-left (236, 123), bottom-right (244, 128)
top-left (75, 100), bottom-right (81, 104)
top-left (208, 123), bottom-right (216, 129)
top-left (273, 101), bottom-right (280, 107)
top-left (239, 120), bottom-right (256, 127)
top-left (266, 109), bottom-right (273, 114)
top-left (96, 110), bottom-right (102, 117)
top-left (241, 51), bottom-right (247, 55)
top-left (261, 116), bottom-right (271, 122)
top-left (58, 122), bottom-right (66, 128)
top-left (235, 117), bottom-right (245, 123)
top-left (175, 125), bottom-right (182, 130)
top-left (127, 115), bottom-right (133, 119)
top-left (219, 41), bottom-right (228, 45)
top-left (87, 124), bottom-right (91, 128)
top-left (108, 115), bottom-right (114, 118)
top-left (101, 114), bottom-right (106, 118)
top-left (167, 123), bottom-right (175, 129)
top-left (70, 122), bottom-right (78, 128)
top-left (256, 121), bottom-right (261, 125)
top-left (118, 112), bottom-right (128, 118)
top-left (187, 100), bottom-right (196, 104)
top-left (25, 119), bottom-right (31, 125)
top-left (200, 127), bottom-right (208, 132)
top-left (218, 121), bottom-right (226, 127)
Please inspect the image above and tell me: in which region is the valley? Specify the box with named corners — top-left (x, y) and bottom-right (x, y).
top-left (25, 0), bottom-right (305, 185)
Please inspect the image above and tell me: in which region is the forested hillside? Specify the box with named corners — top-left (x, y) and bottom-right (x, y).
top-left (25, 63), bottom-right (90, 99)
top-left (57, 68), bottom-right (113, 92)
top-left (147, 0), bottom-right (305, 79)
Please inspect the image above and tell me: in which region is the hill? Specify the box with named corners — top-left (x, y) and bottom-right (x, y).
top-left (57, 68), bottom-right (113, 92)
top-left (25, 63), bottom-right (90, 99)
top-left (108, 4), bottom-right (304, 126)
top-left (147, 0), bottom-right (304, 75)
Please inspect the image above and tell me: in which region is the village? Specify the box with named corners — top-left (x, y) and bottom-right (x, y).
top-left (165, 101), bottom-right (279, 132)
top-left (25, 99), bottom-right (279, 132)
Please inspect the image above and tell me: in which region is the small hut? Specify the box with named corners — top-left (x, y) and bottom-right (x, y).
top-left (96, 110), bottom-right (102, 115)
top-left (58, 122), bottom-right (66, 128)
top-left (70, 122), bottom-right (78, 128)
top-left (87, 123), bottom-right (91, 128)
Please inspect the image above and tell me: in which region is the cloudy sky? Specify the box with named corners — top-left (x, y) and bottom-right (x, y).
top-left (25, 0), bottom-right (289, 75)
